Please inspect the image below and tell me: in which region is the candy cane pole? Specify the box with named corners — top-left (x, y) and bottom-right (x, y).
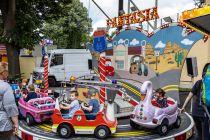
top-left (44, 55), bottom-right (49, 94)
top-left (99, 57), bottom-right (106, 104)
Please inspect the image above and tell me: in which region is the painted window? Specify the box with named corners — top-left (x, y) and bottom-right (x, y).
top-left (116, 61), bottom-right (124, 70)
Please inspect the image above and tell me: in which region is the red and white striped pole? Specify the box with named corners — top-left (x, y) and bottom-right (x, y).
top-left (99, 57), bottom-right (106, 104)
top-left (44, 55), bottom-right (48, 94)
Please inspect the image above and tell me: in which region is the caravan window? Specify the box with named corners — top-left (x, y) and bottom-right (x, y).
top-left (51, 54), bottom-right (63, 66)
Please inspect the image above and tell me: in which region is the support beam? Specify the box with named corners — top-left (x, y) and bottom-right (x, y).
top-left (91, 0), bottom-right (111, 19)
top-left (118, 0), bottom-right (124, 30)
top-left (154, 0), bottom-right (158, 29)
top-left (128, 0), bottom-right (130, 14)
top-left (130, 0), bottom-right (156, 30)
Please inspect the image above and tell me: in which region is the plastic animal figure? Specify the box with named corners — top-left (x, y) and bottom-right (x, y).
top-left (130, 81), bottom-right (181, 136)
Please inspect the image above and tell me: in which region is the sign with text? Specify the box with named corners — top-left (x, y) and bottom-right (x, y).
top-left (107, 7), bottom-right (159, 28)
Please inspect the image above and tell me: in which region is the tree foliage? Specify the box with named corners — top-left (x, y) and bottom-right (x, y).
top-left (0, 0), bottom-right (88, 76)
top-left (43, 0), bottom-right (92, 49)
top-left (0, 0), bottom-right (74, 49)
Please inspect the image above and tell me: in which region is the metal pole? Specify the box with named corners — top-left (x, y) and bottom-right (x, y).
top-left (130, 0), bottom-right (155, 30)
top-left (177, 13), bottom-right (179, 22)
top-left (128, 0), bottom-right (130, 14)
top-left (156, 56), bottom-right (157, 70)
top-left (154, 0), bottom-right (158, 29)
top-left (118, 0), bottom-right (124, 30)
top-left (91, 0), bottom-right (111, 19)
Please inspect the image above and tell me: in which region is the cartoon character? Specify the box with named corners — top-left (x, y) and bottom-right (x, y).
top-left (130, 56), bottom-right (148, 76)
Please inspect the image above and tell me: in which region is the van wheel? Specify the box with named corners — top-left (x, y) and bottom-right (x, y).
top-left (158, 120), bottom-right (168, 136)
top-left (48, 77), bottom-right (56, 87)
top-left (174, 116), bottom-right (181, 128)
top-left (58, 124), bottom-right (72, 138)
top-left (26, 114), bottom-right (34, 126)
top-left (94, 126), bottom-right (110, 139)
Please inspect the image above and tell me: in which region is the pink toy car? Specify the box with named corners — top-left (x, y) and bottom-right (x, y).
top-left (18, 97), bottom-right (55, 126)
top-left (130, 81), bottom-right (181, 136)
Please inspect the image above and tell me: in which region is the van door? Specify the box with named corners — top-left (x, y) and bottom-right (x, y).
top-left (49, 54), bottom-right (65, 81)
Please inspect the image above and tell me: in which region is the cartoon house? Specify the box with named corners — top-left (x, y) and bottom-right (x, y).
top-left (106, 43), bottom-right (142, 71)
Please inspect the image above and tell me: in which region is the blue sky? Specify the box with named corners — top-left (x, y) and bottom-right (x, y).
top-left (80, 0), bottom-right (196, 32)
top-left (108, 26), bottom-right (203, 54)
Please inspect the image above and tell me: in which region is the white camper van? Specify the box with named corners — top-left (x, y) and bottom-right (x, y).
top-left (33, 49), bottom-right (92, 86)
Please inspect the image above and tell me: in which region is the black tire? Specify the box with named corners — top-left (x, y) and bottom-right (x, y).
top-left (26, 114), bottom-right (34, 126)
top-left (58, 124), bottom-right (73, 138)
top-left (174, 116), bottom-right (181, 128)
top-left (94, 126), bottom-right (110, 139)
top-left (158, 120), bottom-right (169, 136)
top-left (130, 120), bottom-right (139, 129)
top-left (48, 77), bottom-right (57, 87)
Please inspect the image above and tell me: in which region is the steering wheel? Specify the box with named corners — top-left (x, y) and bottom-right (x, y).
top-left (59, 100), bottom-right (67, 105)
top-left (81, 102), bottom-right (89, 111)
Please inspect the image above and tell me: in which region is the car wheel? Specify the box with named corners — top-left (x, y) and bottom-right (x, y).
top-left (130, 120), bottom-right (139, 129)
top-left (94, 126), bottom-right (110, 139)
top-left (158, 121), bottom-right (168, 136)
top-left (48, 77), bottom-right (57, 87)
top-left (174, 116), bottom-right (181, 128)
top-left (58, 124), bottom-right (72, 138)
top-left (26, 114), bottom-right (34, 126)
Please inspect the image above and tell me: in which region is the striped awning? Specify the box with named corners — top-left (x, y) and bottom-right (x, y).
top-left (0, 44), bottom-right (7, 55)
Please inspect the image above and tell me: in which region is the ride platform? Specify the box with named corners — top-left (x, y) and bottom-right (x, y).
top-left (16, 113), bottom-right (194, 140)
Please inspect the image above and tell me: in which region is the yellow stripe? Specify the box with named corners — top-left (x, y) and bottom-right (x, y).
top-left (38, 125), bottom-right (52, 132)
top-left (114, 133), bottom-right (148, 137)
top-left (162, 85), bottom-right (179, 90)
top-left (74, 126), bottom-right (96, 129)
top-left (110, 127), bottom-right (116, 131)
top-left (113, 131), bottom-right (149, 136)
top-left (114, 131), bottom-right (146, 135)
top-left (165, 88), bottom-right (179, 92)
top-left (118, 82), bottom-right (142, 97)
top-left (42, 124), bottom-right (52, 129)
top-left (94, 67), bottom-right (142, 97)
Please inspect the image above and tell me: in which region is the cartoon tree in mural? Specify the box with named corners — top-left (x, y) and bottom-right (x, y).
top-left (175, 50), bottom-right (184, 67)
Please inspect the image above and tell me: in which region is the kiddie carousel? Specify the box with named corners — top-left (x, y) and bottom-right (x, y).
top-left (14, 2), bottom-right (210, 140)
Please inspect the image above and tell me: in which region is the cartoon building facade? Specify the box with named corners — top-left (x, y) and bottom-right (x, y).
top-left (103, 23), bottom-right (209, 102)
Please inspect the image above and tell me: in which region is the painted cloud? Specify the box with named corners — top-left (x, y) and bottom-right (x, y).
top-left (118, 39), bottom-right (124, 44)
top-left (181, 39), bottom-right (194, 45)
top-left (155, 41), bottom-right (166, 48)
top-left (130, 38), bottom-right (140, 46)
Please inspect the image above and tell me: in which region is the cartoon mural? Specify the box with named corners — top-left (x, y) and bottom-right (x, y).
top-left (104, 23), bottom-right (207, 102)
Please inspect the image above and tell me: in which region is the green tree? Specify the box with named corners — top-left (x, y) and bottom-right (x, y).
top-left (43, 0), bottom-right (92, 49)
top-left (0, 0), bottom-right (72, 77)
